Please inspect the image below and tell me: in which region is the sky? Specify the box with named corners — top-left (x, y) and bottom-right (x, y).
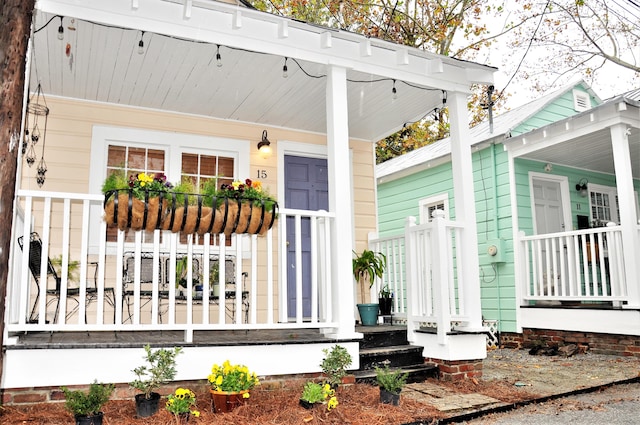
top-left (477, 0), bottom-right (640, 109)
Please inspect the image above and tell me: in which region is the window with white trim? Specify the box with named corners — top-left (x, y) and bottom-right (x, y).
top-left (588, 183), bottom-right (619, 225)
top-left (88, 126), bottom-right (250, 254)
top-left (419, 194), bottom-right (449, 223)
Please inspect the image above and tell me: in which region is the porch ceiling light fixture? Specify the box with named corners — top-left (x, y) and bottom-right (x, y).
top-left (576, 178), bottom-right (588, 197)
top-left (57, 16), bottom-right (64, 40)
top-left (258, 130), bottom-right (272, 158)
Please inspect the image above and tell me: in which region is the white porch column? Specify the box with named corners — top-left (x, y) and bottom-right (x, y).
top-left (448, 91), bottom-right (483, 330)
top-left (610, 123), bottom-right (640, 307)
top-left (324, 65), bottom-right (359, 339)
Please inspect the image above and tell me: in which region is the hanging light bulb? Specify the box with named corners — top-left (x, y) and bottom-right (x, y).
top-left (57, 16), bottom-right (64, 40)
top-left (138, 31), bottom-right (145, 55)
top-left (392, 79), bottom-right (397, 100)
top-left (282, 57), bottom-right (288, 78)
top-left (216, 45), bottom-right (222, 67)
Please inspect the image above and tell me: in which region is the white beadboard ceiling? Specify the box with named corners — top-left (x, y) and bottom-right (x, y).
top-left (29, 2), bottom-right (495, 143)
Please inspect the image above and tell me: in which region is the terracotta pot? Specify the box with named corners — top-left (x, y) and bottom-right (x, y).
top-left (210, 389), bottom-right (249, 413)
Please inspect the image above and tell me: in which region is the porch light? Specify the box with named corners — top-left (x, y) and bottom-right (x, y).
top-left (392, 79), bottom-right (397, 100)
top-left (282, 57), bottom-right (288, 78)
top-left (258, 130), bottom-right (272, 158)
top-left (57, 16), bottom-right (64, 40)
top-left (576, 178), bottom-right (588, 197)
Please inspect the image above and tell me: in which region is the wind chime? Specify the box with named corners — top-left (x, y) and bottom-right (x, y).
top-left (23, 83), bottom-right (49, 187)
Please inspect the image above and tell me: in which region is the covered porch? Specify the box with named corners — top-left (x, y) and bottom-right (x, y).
top-left (504, 94), bottom-right (640, 333)
top-left (2, 0), bottom-right (495, 389)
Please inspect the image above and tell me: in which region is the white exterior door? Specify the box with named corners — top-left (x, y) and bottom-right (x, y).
top-left (530, 174), bottom-right (573, 290)
top-left (532, 177), bottom-right (566, 234)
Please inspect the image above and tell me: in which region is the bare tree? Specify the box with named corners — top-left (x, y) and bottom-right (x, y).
top-left (504, 0), bottom-right (640, 95)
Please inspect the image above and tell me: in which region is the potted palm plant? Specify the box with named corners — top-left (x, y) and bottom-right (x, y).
top-left (352, 249), bottom-right (386, 326)
top-left (130, 344), bottom-right (182, 418)
top-left (61, 380), bottom-right (115, 425)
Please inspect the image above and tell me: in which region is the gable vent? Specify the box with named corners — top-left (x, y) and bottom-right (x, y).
top-left (573, 90), bottom-right (591, 112)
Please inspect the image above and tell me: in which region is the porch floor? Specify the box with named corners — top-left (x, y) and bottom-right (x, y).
top-left (7, 325), bottom-right (403, 350)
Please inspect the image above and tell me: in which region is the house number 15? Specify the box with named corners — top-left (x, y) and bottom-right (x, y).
top-left (256, 170), bottom-right (268, 179)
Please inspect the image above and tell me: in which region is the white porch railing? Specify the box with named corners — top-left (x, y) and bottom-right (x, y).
top-left (7, 190), bottom-right (337, 341)
top-left (369, 211), bottom-right (469, 344)
top-left (518, 225), bottom-right (628, 304)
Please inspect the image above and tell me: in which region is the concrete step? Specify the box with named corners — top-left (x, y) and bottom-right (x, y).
top-left (353, 363), bottom-right (438, 384)
top-left (359, 344), bottom-right (425, 370)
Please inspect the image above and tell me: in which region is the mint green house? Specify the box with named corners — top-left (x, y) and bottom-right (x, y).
top-left (375, 81), bottom-right (640, 345)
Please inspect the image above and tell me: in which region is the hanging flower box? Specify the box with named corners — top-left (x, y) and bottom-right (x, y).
top-left (103, 189), bottom-right (168, 232)
top-left (102, 172), bottom-right (173, 232)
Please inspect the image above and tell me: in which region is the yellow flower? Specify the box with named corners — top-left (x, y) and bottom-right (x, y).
top-left (231, 180), bottom-right (242, 190)
top-left (216, 375), bottom-right (223, 386)
top-left (252, 180), bottom-right (262, 191)
top-left (242, 392), bottom-right (250, 399)
top-left (192, 410), bottom-right (200, 417)
top-left (327, 396), bottom-right (338, 411)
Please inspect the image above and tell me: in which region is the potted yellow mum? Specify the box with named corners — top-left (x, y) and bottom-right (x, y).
top-left (207, 360), bottom-right (260, 413)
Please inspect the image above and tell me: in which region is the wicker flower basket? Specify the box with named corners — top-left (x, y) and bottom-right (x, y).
top-left (103, 190), bottom-right (168, 232)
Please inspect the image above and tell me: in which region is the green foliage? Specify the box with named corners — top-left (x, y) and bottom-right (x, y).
top-left (61, 380), bottom-right (114, 416)
top-left (379, 284), bottom-right (392, 298)
top-left (170, 178), bottom-right (198, 206)
top-left (49, 255), bottom-right (80, 283)
top-left (165, 388), bottom-right (199, 417)
top-left (320, 345), bottom-right (353, 387)
top-left (207, 360), bottom-right (260, 392)
top-left (300, 382), bottom-right (332, 403)
top-left (375, 366), bottom-right (408, 395)
top-left (352, 249), bottom-right (387, 287)
top-left (130, 345), bottom-right (182, 399)
top-left (101, 169), bottom-right (128, 198)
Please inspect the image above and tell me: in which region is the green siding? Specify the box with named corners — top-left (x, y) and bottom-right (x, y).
top-left (376, 85), bottom-right (606, 334)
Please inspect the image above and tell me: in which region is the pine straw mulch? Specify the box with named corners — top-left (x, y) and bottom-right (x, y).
top-left (0, 379), bottom-right (540, 425)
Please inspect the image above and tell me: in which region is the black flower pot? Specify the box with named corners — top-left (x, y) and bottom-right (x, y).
top-left (299, 399), bottom-right (315, 409)
top-left (379, 387), bottom-right (400, 406)
top-left (74, 412), bottom-right (103, 425)
top-left (135, 392), bottom-right (161, 418)
top-left (379, 297), bottom-right (393, 315)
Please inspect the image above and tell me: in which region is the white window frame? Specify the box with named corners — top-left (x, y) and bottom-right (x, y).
top-left (588, 183), bottom-right (619, 225)
top-left (88, 126), bottom-right (250, 255)
top-left (418, 193), bottom-right (449, 223)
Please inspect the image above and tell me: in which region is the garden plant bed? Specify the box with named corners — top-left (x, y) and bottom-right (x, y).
top-left (0, 379), bottom-right (536, 425)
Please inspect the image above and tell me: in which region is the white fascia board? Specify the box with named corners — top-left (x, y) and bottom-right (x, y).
top-left (36, 0), bottom-right (494, 92)
top-left (506, 103), bottom-right (637, 156)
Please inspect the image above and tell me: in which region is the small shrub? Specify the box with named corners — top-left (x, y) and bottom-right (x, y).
top-left (320, 345), bottom-right (352, 387)
top-left (375, 365), bottom-right (408, 395)
top-left (61, 380), bottom-right (114, 416)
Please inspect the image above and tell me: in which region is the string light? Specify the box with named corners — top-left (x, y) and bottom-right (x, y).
top-left (57, 16), bottom-right (64, 40)
top-left (282, 57), bottom-right (288, 78)
top-left (392, 79), bottom-right (397, 100)
top-left (216, 45), bottom-right (222, 67)
top-left (138, 31), bottom-right (145, 55)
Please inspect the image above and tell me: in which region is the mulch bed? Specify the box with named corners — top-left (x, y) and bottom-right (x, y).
top-left (0, 378), bottom-right (539, 424)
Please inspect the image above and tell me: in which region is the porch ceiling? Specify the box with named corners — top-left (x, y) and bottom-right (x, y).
top-left (30, 2), bottom-right (495, 143)
top-left (506, 102), bottom-right (640, 179)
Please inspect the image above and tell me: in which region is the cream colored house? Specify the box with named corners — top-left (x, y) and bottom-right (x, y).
top-left (2, 0), bottom-right (495, 391)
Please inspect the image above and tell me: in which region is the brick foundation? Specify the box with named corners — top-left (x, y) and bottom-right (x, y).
top-left (425, 358), bottom-right (483, 382)
top-left (521, 328), bottom-right (640, 357)
top-left (0, 375), bottom-right (313, 406)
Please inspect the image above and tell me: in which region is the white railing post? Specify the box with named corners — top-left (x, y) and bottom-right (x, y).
top-left (430, 210), bottom-right (450, 345)
top-left (404, 216), bottom-right (418, 343)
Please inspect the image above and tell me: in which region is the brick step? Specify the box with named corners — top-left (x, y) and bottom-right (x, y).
top-left (353, 363), bottom-right (438, 385)
top-left (359, 345), bottom-right (425, 370)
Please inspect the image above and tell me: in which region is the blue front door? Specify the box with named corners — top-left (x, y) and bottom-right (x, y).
top-left (284, 155), bottom-right (328, 319)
